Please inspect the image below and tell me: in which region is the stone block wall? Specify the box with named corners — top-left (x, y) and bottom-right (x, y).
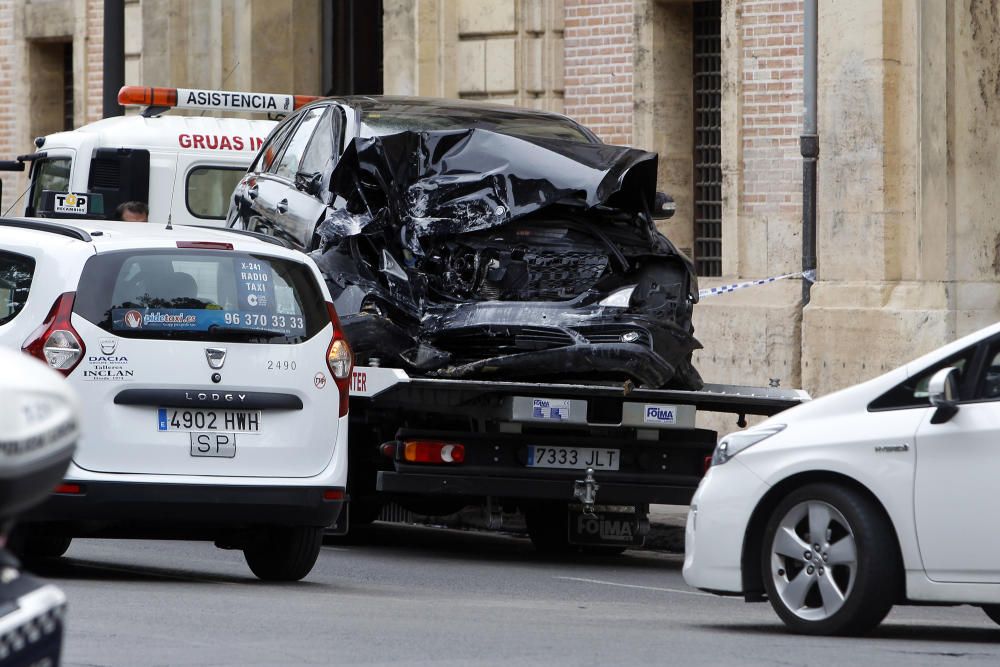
top-left (0, 0), bottom-right (104, 214)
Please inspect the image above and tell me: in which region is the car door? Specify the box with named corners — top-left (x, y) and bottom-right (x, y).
top-left (234, 112), bottom-right (300, 241)
top-left (249, 105), bottom-right (334, 249)
top-left (913, 337), bottom-right (1000, 583)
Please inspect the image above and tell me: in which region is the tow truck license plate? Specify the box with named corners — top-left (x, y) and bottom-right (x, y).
top-left (526, 446), bottom-right (620, 470)
top-left (157, 408), bottom-right (261, 433)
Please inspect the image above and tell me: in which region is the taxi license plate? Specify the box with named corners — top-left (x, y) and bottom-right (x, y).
top-left (526, 446), bottom-right (620, 471)
top-left (157, 408), bottom-right (261, 433)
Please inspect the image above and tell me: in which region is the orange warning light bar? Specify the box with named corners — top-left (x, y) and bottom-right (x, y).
top-left (117, 86), bottom-right (321, 114)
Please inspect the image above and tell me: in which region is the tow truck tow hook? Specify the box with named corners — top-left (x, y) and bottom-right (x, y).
top-left (573, 468), bottom-right (600, 517)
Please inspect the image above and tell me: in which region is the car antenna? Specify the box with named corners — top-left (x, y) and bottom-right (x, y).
top-left (166, 213), bottom-right (173, 231)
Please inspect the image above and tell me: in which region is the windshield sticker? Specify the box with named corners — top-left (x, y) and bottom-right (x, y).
top-left (238, 260), bottom-right (276, 310)
top-left (111, 308), bottom-right (305, 336)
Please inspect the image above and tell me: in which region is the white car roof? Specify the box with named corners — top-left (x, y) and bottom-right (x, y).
top-left (39, 114), bottom-right (276, 155)
top-left (5, 217), bottom-right (306, 263)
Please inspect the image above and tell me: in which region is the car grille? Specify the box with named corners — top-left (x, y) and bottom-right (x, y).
top-left (517, 250), bottom-right (609, 300)
top-left (433, 326), bottom-right (575, 359)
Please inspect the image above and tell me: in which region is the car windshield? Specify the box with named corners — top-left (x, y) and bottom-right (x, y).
top-left (359, 105), bottom-right (595, 143)
top-left (74, 249), bottom-right (328, 344)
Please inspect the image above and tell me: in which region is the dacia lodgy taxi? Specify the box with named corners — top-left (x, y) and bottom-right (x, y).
top-left (0, 217), bottom-right (351, 581)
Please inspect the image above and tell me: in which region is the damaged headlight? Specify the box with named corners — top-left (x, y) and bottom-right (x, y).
top-left (711, 424), bottom-right (785, 466)
top-left (598, 284), bottom-right (637, 308)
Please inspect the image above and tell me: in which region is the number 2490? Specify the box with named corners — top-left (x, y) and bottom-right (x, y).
top-left (266, 360), bottom-right (297, 371)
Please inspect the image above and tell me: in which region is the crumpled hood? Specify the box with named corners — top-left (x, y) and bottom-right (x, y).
top-left (318, 128), bottom-right (659, 253)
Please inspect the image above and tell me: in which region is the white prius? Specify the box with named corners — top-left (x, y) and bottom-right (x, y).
top-left (0, 217), bottom-right (351, 581)
top-left (684, 321), bottom-right (1000, 634)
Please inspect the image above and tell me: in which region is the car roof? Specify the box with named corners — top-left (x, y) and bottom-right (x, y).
top-left (307, 95), bottom-right (599, 142)
top-left (1, 217), bottom-right (303, 260)
top-left (333, 95), bottom-right (574, 120)
top-left (38, 114), bottom-right (277, 154)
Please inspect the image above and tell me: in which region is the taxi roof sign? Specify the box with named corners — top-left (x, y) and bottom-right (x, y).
top-left (117, 86), bottom-right (321, 116)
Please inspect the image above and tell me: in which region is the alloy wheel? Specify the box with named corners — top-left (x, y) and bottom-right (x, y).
top-left (769, 500), bottom-right (858, 621)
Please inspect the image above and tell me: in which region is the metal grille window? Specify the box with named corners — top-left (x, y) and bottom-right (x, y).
top-left (693, 1), bottom-right (722, 277)
top-left (63, 42), bottom-right (73, 131)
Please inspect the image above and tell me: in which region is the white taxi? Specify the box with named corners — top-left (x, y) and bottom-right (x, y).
top-left (0, 217), bottom-right (351, 581)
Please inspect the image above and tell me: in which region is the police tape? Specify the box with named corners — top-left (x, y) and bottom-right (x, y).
top-left (698, 269), bottom-right (816, 299)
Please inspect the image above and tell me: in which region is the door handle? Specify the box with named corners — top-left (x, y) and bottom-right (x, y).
top-left (247, 184), bottom-right (258, 200)
top-left (276, 198), bottom-right (289, 214)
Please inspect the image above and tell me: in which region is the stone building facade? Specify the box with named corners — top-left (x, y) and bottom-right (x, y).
top-left (1, 0), bottom-right (997, 403)
top-left (0, 0), bottom-right (105, 212)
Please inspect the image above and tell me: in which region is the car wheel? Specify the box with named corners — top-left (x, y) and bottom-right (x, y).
top-left (524, 503), bottom-right (574, 554)
top-left (760, 483), bottom-right (898, 636)
top-left (981, 606), bottom-right (1000, 625)
top-left (243, 526), bottom-right (323, 582)
top-left (11, 533), bottom-right (72, 562)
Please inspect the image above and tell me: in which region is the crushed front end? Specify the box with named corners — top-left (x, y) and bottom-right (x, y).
top-left (311, 128), bottom-right (703, 389)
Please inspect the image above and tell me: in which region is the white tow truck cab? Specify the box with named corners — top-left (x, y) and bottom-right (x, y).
top-left (0, 86), bottom-right (318, 225)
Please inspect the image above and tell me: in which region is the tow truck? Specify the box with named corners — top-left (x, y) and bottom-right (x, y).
top-left (0, 86), bottom-right (317, 223)
top-left (347, 366), bottom-right (807, 551)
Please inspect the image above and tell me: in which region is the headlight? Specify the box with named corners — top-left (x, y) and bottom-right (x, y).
top-left (599, 285), bottom-right (637, 308)
top-left (711, 424), bottom-right (785, 466)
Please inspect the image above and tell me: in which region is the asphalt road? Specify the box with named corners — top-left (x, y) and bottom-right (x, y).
top-left (34, 524), bottom-right (1000, 667)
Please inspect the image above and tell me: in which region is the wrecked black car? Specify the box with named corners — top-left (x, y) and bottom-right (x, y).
top-left (229, 97), bottom-right (702, 389)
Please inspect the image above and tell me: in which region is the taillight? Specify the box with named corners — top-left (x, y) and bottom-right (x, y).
top-left (325, 302), bottom-right (353, 417)
top-left (22, 292), bottom-right (86, 375)
top-left (402, 440), bottom-right (466, 464)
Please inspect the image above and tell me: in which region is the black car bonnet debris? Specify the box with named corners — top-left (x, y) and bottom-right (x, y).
top-left (311, 128), bottom-right (703, 389)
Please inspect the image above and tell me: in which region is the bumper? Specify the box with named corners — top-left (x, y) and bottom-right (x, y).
top-left (682, 458), bottom-right (770, 594)
top-left (22, 481), bottom-right (345, 529)
top-left (377, 471), bottom-right (697, 505)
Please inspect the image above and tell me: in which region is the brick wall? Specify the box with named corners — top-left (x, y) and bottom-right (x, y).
top-left (739, 0), bottom-right (804, 253)
top-left (563, 0), bottom-right (633, 145)
top-left (0, 0), bottom-right (18, 213)
top-left (85, 0), bottom-right (104, 123)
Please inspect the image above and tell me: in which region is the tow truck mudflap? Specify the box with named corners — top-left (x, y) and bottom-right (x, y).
top-left (567, 505), bottom-right (649, 547)
top-left (376, 471), bottom-right (698, 506)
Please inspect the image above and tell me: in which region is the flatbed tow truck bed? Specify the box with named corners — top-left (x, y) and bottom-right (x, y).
top-left (345, 367), bottom-right (808, 550)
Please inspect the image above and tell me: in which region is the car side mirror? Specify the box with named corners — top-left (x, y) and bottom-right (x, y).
top-left (928, 366), bottom-right (961, 424)
top-left (294, 171), bottom-right (322, 197)
top-left (652, 192), bottom-right (675, 220)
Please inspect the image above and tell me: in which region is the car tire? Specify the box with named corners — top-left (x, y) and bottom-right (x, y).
top-left (524, 503), bottom-right (574, 554)
top-left (760, 483), bottom-right (899, 636)
top-left (981, 606), bottom-right (1000, 625)
top-left (243, 526), bottom-right (323, 582)
top-left (11, 533), bottom-right (72, 563)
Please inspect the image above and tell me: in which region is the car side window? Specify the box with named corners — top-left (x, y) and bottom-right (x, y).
top-left (0, 251), bottom-right (35, 326)
top-left (975, 345), bottom-right (1000, 400)
top-left (255, 115), bottom-right (299, 174)
top-left (298, 109), bottom-right (336, 176)
top-left (272, 107), bottom-right (325, 180)
top-left (868, 350), bottom-right (975, 411)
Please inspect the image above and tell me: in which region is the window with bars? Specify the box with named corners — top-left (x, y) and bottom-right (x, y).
top-left (63, 42), bottom-right (73, 131)
top-left (693, 1), bottom-right (722, 277)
